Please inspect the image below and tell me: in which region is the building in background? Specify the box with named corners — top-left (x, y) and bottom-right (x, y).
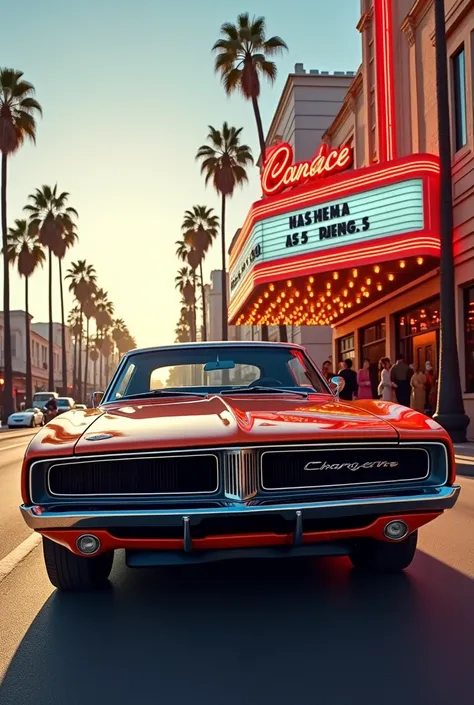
top-left (227, 0), bottom-right (474, 436)
top-left (0, 312), bottom-right (68, 409)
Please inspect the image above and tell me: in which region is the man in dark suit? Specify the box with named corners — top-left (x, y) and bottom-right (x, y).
top-left (338, 359), bottom-right (358, 401)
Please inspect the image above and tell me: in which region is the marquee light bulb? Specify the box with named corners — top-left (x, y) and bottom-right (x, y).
top-left (309, 276), bottom-right (314, 283)
top-left (343, 289), bottom-right (348, 297)
top-left (281, 292), bottom-right (286, 298)
top-left (356, 297), bottom-right (361, 304)
top-left (399, 260), bottom-right (406, 268)
top-left (416, 257), bottom-right (424, 265)
top-left (377, 283), bottom-right (383, 291)
top-left (349, 281), bottom-right (354, 288)
top-left (374, 265), bottom-right (380, 274)
top-left (352, 269), bottom-right (358, 277)
top-left (333, 272), bottom-right (339, 280)
top-left (326, 282), bottom-right (331, 289)
top-left (361, 286), bottom-right (366, 292)
top-left (365, 277), bottom-right (372, 285)
top-left (388, 273), bottom-right (395, 281)
top-left (269, 284), bottom-right (275, 291)
top-left (287, 280), bottom-right (292, 287)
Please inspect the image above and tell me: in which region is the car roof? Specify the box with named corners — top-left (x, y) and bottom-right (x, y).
top-left (121, 340), bottom-right (307, 358)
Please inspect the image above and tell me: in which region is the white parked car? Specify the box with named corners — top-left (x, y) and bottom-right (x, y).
top-left (7, 407), bottom-right (45, 429)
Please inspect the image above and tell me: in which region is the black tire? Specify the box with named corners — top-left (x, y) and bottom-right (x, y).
top-left (42, 536), bottom-right (114, 591)
top-left (350, 531), bottom-right (418, 573)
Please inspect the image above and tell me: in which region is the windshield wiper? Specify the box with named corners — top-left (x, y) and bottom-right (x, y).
top-left (119, 390), bottom-right (209, 400)
top-left (221, 386), bottom-right (309, 398)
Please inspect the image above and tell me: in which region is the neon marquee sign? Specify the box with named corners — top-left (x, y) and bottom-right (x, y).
top-left (261, 142), bottom-right (353, 197)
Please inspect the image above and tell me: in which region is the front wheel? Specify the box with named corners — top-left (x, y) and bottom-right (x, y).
top-left (349, 531), bottom-right (418, 573)
top-left (42, 537), bottom-right (114, 591)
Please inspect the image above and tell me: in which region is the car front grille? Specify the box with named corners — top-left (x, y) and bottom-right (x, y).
top-left (261, 447), bottom-right (430, 491)
top-left (47, 454), bottom-right (219, 496)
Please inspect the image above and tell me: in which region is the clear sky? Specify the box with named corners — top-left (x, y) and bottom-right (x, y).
top-left (1, 0), bottom-right (361, 348)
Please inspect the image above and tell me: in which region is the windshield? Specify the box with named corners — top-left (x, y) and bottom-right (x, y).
top-left (33, 394), bottom-right (53, 404)
top-left (57, 399), bottom-right (70, 406)
top-left (105, 345), bottom-right (329, 401)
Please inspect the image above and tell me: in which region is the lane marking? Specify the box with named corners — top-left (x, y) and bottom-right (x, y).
top-left (0, 442), bottom-right (30, 452)
top-left (0, 533), bottom-right (42, 584)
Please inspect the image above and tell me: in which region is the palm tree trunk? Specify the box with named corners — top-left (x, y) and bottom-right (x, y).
top-left (83, 317), bottom-right (90, 403)
top-left (192, 278), bottom-right (197, 342)
top-left (100, 351), bottom-right (103, 389)
top-left (73, 334), bottom-right (78, 398)
top-left (251, 96), bottom-right (284, 343)
top-left (47, 248), bottom-right (54, 391)
top-left (25, 277), bottom-right (32, 408)
top-left (220, 194), bottom-right (228, 341)
top-left (200, 260), bottom-right (207, 341)
top-left (77, 307), bottom-right (83, 402)
top-left (1, 152), bottom-right (14, 421)
top-left (58, 258), bottom-right (67, 395)
top-left (93, 356), bottom-right (97, 391)
top-left (432, 0), bottom-right (469, 441)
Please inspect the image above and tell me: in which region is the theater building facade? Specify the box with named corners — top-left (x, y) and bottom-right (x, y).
top-left (228, 0), bottom-right (474, 437)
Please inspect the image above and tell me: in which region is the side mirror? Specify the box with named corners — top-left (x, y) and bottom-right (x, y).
top-left (91, 391), bottom-right (104, 408)
top-left (330, 375), bottom-right (345, 400)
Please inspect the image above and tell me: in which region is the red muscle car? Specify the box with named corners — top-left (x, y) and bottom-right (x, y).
top-left (19, 342), bottom-right (460, 591)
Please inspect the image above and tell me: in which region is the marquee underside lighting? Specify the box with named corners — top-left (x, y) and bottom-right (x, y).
top-left (229, 256), bottom-right (439, 327)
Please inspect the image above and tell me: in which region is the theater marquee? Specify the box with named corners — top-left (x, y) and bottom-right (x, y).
top-left (228, 150), bottom-right (441, 326)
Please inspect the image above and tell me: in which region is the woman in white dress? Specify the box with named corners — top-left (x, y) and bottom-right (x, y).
top-left (378, 357), bottom-right (396, 401)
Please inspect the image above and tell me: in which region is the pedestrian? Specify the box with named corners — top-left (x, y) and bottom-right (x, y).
top-left (424, 361), bottom-right (435, 411)
top-left (378, 357), bottom-right (396, 401)
top-left (390, 353), bottom-right (411, 406)
top-left (321, 359), bottom-right (333, 382)
top-left (410, 366), bottom-right (426, 412)
top-left (357, 358), bottom-right (373, 399)
top-left (338, 359), bottom-right (358, 401)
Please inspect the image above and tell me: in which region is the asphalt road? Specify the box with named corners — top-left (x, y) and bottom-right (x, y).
top-left (0, 431), bottom-right (473, 705)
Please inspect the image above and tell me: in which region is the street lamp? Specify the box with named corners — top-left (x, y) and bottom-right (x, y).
top-left (432, 0), bottom-right (469, 442)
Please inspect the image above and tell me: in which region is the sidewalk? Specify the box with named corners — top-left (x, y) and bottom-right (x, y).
top-left (453, 442), bottom-right (474, 478)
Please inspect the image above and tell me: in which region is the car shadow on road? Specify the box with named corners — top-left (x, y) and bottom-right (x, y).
top-left (1, 550), bottom-right (473, 705)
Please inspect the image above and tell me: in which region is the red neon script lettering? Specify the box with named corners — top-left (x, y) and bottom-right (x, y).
top-left (261, 142), bottom-right (353, 197)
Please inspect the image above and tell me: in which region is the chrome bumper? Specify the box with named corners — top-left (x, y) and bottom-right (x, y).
top-left (20, 485), bottom-right (460, 530)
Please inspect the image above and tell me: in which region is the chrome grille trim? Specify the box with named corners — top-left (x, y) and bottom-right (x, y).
top-left (223, 449), bottom-right (258, 500)
top-left (44, 452), bottom-right (220, 497)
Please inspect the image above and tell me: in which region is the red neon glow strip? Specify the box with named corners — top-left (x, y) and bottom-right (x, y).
top-left (229, 156), bottom-right (439, 268)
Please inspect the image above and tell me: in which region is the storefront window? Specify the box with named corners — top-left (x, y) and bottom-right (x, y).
top-left (360, 320), bottom-right (386, 397)
top-left (464, 286), bottom-right (474, 393)
top-left (396, 297), bottom-right (440, 374)
top-left (452, 45), bottom-right (467, 152)
top-left (337, 334), bottom-right (355, 366)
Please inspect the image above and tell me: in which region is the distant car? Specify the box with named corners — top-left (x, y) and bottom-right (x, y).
top-left (32, 391), bottom-right (58, 408)
top-left (56, 397), bottom-right (75, 415)
top-left (20, 341), bottom-right (460, 592)
top-left (74, 404), bottom-right (87, 410)
top-left (8, 407), bottom-right (44, 428)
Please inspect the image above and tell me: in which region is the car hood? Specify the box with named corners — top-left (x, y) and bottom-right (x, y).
top-left (26, 393), bottom-right (414, 458)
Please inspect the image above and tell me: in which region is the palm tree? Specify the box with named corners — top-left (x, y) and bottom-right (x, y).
top-left (24, 185), bottom-right (78, 391)
top-left (0, 68), bottom-right (42, 419)
top-left (175, 241), bottom-right (201, 340)
top-left (175, 266), bottom-right (197, 340)
top-left (82, 297), bottom-right (96, 402)
top-left (52, 227), bottom-right (78, 394)
top-left (5, 219), bottom-right (45, 407)
top-left (213, 15), bottom-right (288, 342)
top-left (90, 346), bottom-right (99, 391)
top-left (196, 123), bottom-right (253, 341)
top-left (67, 306), bottom-right (82, 396)
top-left (65, 261), bottom-right (97, 401)
top-left (94, 288), bottom-right (114, 389)
top-left (181, 205), bottom-right (219, 341)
